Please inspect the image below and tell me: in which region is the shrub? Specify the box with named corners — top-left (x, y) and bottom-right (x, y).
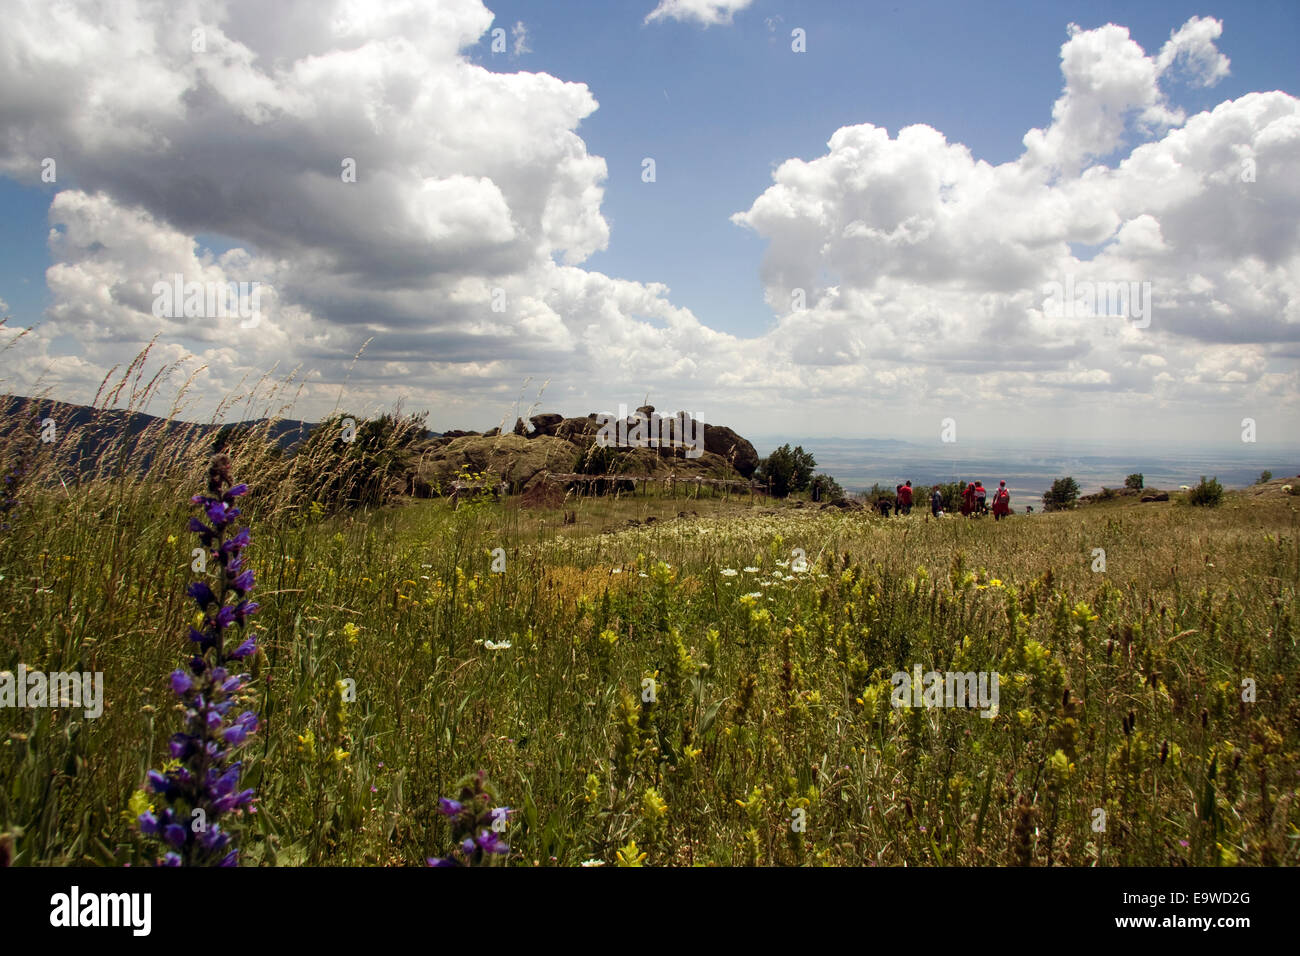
top-left (1097, 486), bottom-right (1117, 500)
top-left (1125, 473), bottom-right (1144, 490)
top-left (1043, 477), bottom-right (1080, 512)
top-left (809, 473), bottom-right (845, 503)
top-left (1188, 475), bottom-right (1224, 507)
top-left (1257, 470), bottom-right (1273, 484)
top-left (278, 411), bottom-right (427, 513)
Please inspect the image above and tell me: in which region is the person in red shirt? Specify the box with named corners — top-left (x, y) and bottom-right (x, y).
top-left (992, 480), bottom-right (1011, 520)
top-left (961, 481), bottom-right (976, 517)
top-left (898, 480), bottom-right (913, 515)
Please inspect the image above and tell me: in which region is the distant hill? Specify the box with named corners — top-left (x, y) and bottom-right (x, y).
top-left (0, 394), bottom-right (442, 477)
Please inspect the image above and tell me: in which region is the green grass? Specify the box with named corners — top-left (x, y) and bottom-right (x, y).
top-left (2, 470), bottom-right (1298, 866)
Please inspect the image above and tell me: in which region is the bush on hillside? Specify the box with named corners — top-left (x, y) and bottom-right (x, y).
top-left (278, 411), bottom-right (428, 514)
top-left (1125, 473), bottom-right (1144, 490)
top-left (1043, 476), bottom-right (1080, 512)
top-left (809, 473), bottom-right (845, 503)
top-left (1188, 475), bottom-right (1224, 508)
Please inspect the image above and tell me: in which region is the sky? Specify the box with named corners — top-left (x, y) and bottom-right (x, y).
top-left (0, 0), bottom-right (1297, 450)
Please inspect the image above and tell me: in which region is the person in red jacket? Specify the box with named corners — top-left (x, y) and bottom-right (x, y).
top-left (961, 481), bottom-right (976, 517)
top-left (897, 480), bottom-right (913, 515)
top-left (992, 480), bottom-right (1011, 520)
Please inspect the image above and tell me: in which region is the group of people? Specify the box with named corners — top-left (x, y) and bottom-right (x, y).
top-left (876, 479), bottom-right (1013, 521)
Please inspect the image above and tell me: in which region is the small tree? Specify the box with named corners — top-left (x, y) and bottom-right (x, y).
top-left (1125, 473), bottom-right (1144, 490)
top-left (1188, 475), bottom-right (1224, 507)
top-left (757, 444), bottom-right (817, 498)
top-left (1042, 477), bottom-right (1080, 512)
top-left (1257, 470), bottom-right (1272, 484)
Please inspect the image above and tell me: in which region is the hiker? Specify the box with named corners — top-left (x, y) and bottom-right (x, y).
top-left (992, 480), bottom-right (1011, 520)
top-left (894, 485), bottom-right (903, 516)
top-left (876, 497), bottom-right (892, 517)
top-left (961, 481), bottom-right (976, 517)
top-left (898, 480), bottom-right (913, 515)
top-left (974, 481), bottom-right (987, 515)
top-left (931, 486), bottom-right (943, 517)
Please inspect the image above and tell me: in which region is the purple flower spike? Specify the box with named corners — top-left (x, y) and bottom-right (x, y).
top-left (438, 798), bottom-right (463, 816)
top-left (142, 455), bottom-right (260, 867)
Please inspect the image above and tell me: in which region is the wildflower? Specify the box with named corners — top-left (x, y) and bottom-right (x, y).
top-left (426, 771), bottom-right (511, 867)
top-left (720, 568), bottom-right (738, 577)
top-left (615, 839), bottom-right (647, 867)
top-left (483, 640), bottom-right (512, 651)
top-left (137, 454), bottom-right (259, 867)
top-left (641, 787), bottom-right (668, 823)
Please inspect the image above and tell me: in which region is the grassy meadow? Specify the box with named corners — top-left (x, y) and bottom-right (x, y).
top-left (1, 389), bottom-right (1298, 867)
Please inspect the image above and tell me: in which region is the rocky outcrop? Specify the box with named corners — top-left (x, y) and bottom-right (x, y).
top-left (702, 424), bottom-right (759, 478)
top-left (414, 434), bottom-right (576, 493)
top-left (529, 413), bottom-right (564, 436)
top-left (420, 406), bottom-right (761, 495)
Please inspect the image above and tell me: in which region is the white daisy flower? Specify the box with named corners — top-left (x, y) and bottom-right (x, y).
top-left (484, 640), bottom-right (512, 651)
top-left (721, 568), bottom-right (738, 577)
top-left (744, 566), bottom-right (759, 573)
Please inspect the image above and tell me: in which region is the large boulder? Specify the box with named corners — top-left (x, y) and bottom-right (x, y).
top-left (556, 416), bottom-right (598, 444)
top-left (528, 413), bottom-right (564, 437)
top-left (703, 424), bottom-right (759, 477)
top-left (415, 434), bottom-right (577, 493)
